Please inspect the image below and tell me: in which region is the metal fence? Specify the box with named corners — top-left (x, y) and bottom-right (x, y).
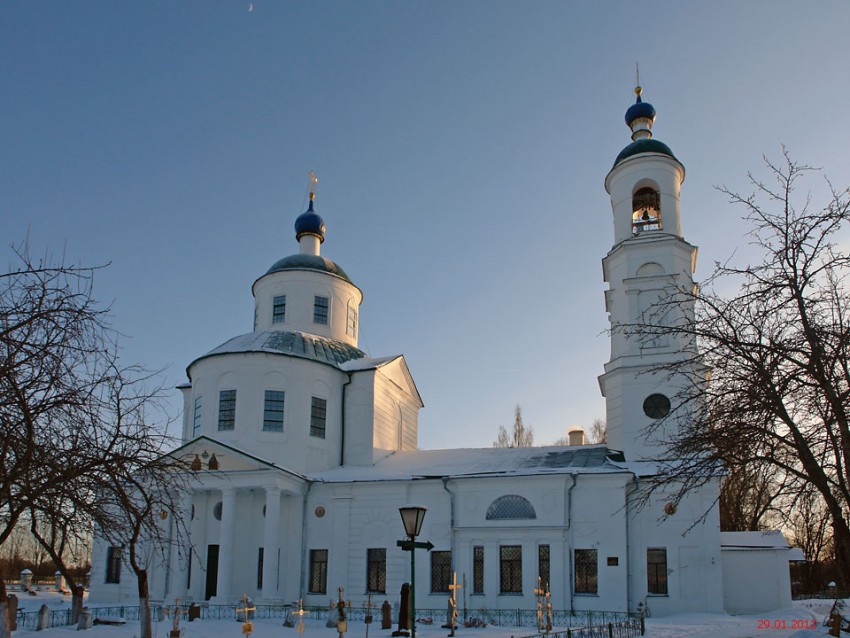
top-left (15, 602), bottom-right (640, 635)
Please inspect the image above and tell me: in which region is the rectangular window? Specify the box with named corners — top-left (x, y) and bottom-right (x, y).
top-left (310, 397), bottom-right (327, 438)
top-left (500, 545), bottom-right (522, 594)
top-left (263, 390), bottom-right (285, 432)
top-left (313, 296), bottom-right (329, 324)
top-left (346, 304), bottom-right (357, 336)
top-left (647, 548), bottom-right (668, 595)
top-left (574, 549), bottom-right (598, 594)
top-left (105, 546), bottom-right (122, 584)
top-left (430, 550), bottom-right (451, 593)
top-left (366, 548), bottom-right (386, 593)
top-left (538, 544), bottom-right (550, 590)
top-left (257, 547), bottom-right (264, 589)
top-left (473, 546), bottom-right (484, 594)
top-left (218, 389), bottom-right (236, 431)
top-left (309, 549), bottom-right (328, 594)
top-left (273, 295), bottom-right (286, 324)
top-left (193, 396), bottom-right (202, 437)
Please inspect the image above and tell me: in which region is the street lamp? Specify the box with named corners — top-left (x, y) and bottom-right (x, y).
top-left (397, 505), bottom-right (432, 638)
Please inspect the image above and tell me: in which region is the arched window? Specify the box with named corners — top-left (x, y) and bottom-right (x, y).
top-left (486, 495), bottom-right (536, 520)
top-left (632, 187), bottom-right (661, 234)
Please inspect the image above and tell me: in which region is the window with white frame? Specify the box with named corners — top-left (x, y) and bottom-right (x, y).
top-left (218, 390), bottom-right (236, 431)
top-left (574, 549), bottom-right (597, 594)
top-left (310, 397), bottom-right (327, 438)
top-left (193, 396), bottom-right (202, 437)
top-left (313, 296), bottom-right (329, 324)
top-left (500, 545), bottom-right (522, 594)
top-left (263, 390), bottom-right (285, 432)
top-left (272, 295), bottom-right (286, 324)
top-left (647, 548), bottom-right (668, 594)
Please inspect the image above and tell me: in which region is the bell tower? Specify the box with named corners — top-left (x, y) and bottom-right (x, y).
top-left (598, 86), bottom-right (700, 461)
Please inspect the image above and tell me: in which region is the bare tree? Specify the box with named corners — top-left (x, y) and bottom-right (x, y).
top-left (0, 243), bottom-right (188, 636)
top-left (588, 418), bottom-right (607, 445)
top-left (493, 405), bottom-right (534, 447)
top-left (718, 461), bottom-right (784, 531)
top-left (625, 151), bottom-right (850, 587)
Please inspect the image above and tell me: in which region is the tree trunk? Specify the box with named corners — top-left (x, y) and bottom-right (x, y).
top-left (138, 569), bottom-right (152, 638)
top-left (0, 578), bottom-right (10, 638)
top-left (71, 584), bottom-right (84, 624)
top-left (832, 518), bottom-right (850, 590)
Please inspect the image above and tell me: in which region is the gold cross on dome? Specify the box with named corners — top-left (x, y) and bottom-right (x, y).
top-left (308, 170), bottom-right (318, 201)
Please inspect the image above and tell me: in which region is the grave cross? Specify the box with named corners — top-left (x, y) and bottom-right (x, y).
top-left (447, 571), bottom-right (461, 636)
top-left (336, 587), bottom-right (348, 636)
top-left (237, 593), bottom-right (256, 636)
top-left (294, 598), bottom-right (308, 638)
top-left (534, 578), bottom-right (546, 632)
top-left (166, 597), bottom-right (186, 638)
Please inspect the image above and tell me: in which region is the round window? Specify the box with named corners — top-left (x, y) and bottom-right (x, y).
top-left (643, 393), bottom-right (671, 419)
top-left (315, 506), bottom-right (326, 518)
top-left (213, 501), bottom-right (222, 520)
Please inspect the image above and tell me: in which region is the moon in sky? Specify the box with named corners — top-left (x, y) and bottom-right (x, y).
top-left (248, 3), bottom-right (253, 12)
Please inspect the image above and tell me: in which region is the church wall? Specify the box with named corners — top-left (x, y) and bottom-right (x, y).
top-left (373, 366), bottom-right (420, 459)
top-left (341, 372), bottom-right (377, 466)
top-left (188, 353), bottom-right (348, 472)
top-left (627, 479), bottom-right (723, 615)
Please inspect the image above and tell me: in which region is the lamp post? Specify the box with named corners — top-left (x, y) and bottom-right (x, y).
top-left (397, 505), bottom-right (433, 638)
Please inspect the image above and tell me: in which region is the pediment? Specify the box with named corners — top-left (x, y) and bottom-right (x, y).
top-left (171, 436), bottom-right (297, 474)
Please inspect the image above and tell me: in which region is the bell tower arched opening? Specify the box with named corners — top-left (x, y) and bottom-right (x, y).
top-left (632, 186), bottom-right (661, 234)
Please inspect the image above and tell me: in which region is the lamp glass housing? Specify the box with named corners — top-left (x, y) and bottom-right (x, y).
top-left (399, 505), bottom-right (427, 539)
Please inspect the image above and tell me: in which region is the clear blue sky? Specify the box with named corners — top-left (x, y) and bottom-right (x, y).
top-left (2, 1), bottom-right (849, 449)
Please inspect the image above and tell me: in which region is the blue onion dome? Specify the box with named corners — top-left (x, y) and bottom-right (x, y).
top-left (294, 199), bottom-right (326, 242)
top-left (625, 94), bottom-right (656, 128)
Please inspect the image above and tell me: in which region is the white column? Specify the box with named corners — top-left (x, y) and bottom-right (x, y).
top-left (167, 490), bottom-right (193, 601)
top-left (215, 487), bottom-right (237, 602)
top-left (261, 487), bottom-right (281, 601)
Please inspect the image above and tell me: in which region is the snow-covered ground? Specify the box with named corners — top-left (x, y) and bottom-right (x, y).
top-left (5, 591), bottom-right (845, 638)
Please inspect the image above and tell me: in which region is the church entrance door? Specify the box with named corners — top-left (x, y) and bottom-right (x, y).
top-left (205, 544), bottom-right (219, 600)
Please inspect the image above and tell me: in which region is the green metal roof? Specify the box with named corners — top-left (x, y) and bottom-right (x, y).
top-left (191, 330), bottom-right (365, 372)
top-left (265, 254), bottom-right (353, 284)
top-left (614, 138), bottom-right (679, 167)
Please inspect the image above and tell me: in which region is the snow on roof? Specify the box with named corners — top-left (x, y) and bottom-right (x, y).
top-left (720, 530), bottom-right (791, 551)
top-left (339, 354), bottom-right (402, 371)
top-left (311, 444), bottom-right (623, 482)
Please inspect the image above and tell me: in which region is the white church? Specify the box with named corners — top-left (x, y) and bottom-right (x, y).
top-left (90, 90), bottom-right (794, 616)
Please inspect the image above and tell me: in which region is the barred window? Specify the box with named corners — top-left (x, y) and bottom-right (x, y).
top-left (310, 397), bottom-right (327, 438)
top-left (367, 548), bottom-right (386, 593)
top-left (218, 390), bottom-right (236, 431)
top-left (538, 544), bottom-right (550, 590)
top-left (500, 545), bottom-right (522, 594)
top-left (647, 548), bottom-right (668, 595)
top-left (273, 295), bottom-right (286, 323)
top-left (263, 390), bottom-right (285, 432)
top-left (105, 546), bottom-right (122, 584)
top-left (431, 550), bottom-right (451, 593)
top-left (193, 396), bottom-right (202, 437)
top-left (309, 549), bottom-right (328, 594)
top-left (473, 546), bottom-right (484, 594)
top-left (314, 296), bottom-right (329, 324)
top-left (486, 495), bottom-right (536, 520)
top-left (574, 549), bottom-right (597, 594)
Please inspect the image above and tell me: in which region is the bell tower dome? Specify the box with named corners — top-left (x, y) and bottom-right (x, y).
top-left (598, 87), bottom-right (701, 461)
